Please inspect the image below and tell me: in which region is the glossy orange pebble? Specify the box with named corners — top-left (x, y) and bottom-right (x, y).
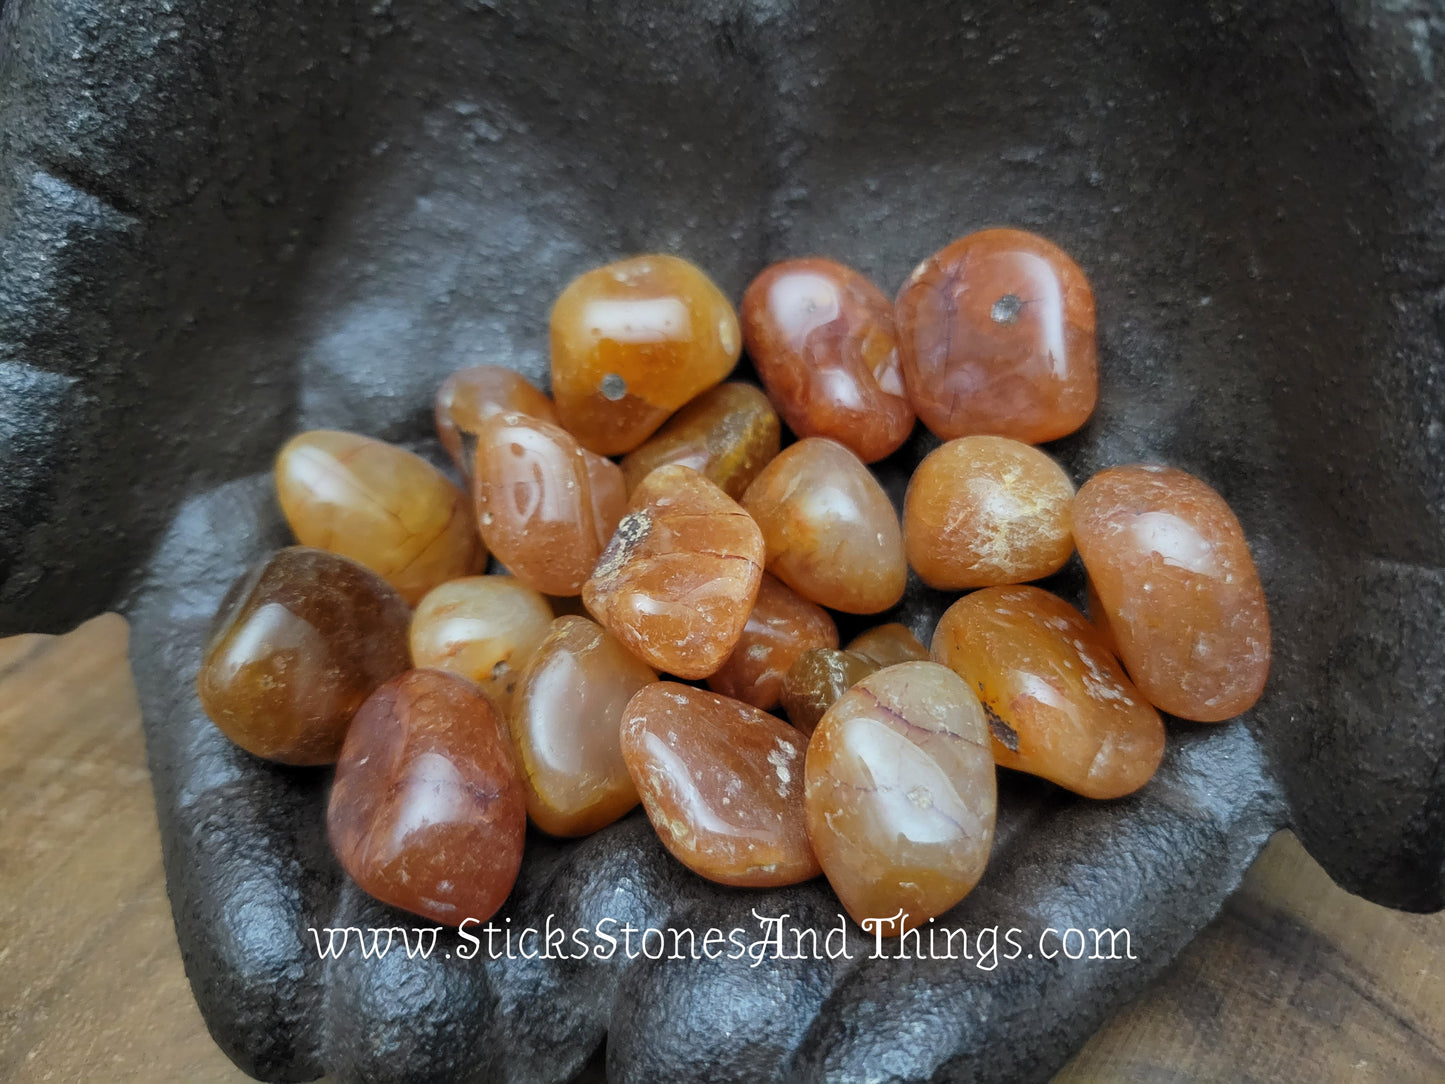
top-left (1073, 465), bottom-right (1271, 722)
top-left (584, 465), bottom-right (764, 679)
top-left (275, 430), bottom-right (485, 605)
top-left (409, 576), bottom-right (554, 710)
top-left (620, 382), bottom-right (781, 500)
top-left (741, 258), bottom-right (914, 462)
top-left (471, 413), bottom-right (627, 595)
top-left (621, 683), bottom-right (820, 887)
top-left (904, 435), bottom-right (1075, 589)
top-left (805, 662), bottom-right (997, 937)
top-left (198, 547), bottom-right (411, 765)
top-left (328, 669), bottom-right (526, 926)
top-left (931, 585), bottom-right (1165, 798)
top-left (510, 616), bottom-right (655, 836)
top-left (550, 254), bottom-right (742, 455)
top-left (895, 228), bottom-right (1098, 444)
top-left (706, 573), bottom-right (838, 710)
top-left (434, 365), bottom-right (557, 479)
top-left (846, 623), bottom-right (929, 668)
top-left (741, 437), bottom-right (907, 614)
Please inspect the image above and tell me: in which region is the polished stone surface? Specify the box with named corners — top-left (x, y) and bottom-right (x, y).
top-left (197, 546), bottom-right (411, 765)
top-left (1074, 465), bottom-right (1271, 722)
top-left (896, 228), bottom-right (1097, 444)
top-left (621, 682), bottom-right (819, 887)
top-left (933, 585), bottom-right (1165, 798)
top-left (275, 429), bottom-right (485, 605)
top-left (327, 668), bottom-right (527, 926)
top-left (551, 254), bottom-right (742, 455)
top-left (805, 662), bottom-right (997, 936)
top-left (584, 465), bottom-right (764, 679)
top-left (742, 257), bottom-right (914, 462)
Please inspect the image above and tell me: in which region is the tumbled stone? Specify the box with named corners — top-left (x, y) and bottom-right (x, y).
top-left (583, 465), bottom-right (764, 679)
top-left (706, 573), bottom-right (838, 710)
top-left (780, 647), bottom-right (877, 736)
top-left (472, 412), bottom-right (627, 596)
top-left (328, 669), bottom-right (526, 926)
top-left (932, 585), bottom-right (1165, 798)
top-left (895, 228), bottom-right (1097, 444)
top-left (1073, 464), bottom-right (1272, 722)
top-left (434, 365), bottom-right (558, 480)
top-left (620, 382), bottom-right (781, 500)
top-left (510, 616), bottom-right (656, 837)
top-left (275, 429), bottom-right (486, 605)
top-left (741, 257), bottom-right (914, 462)
top-left (846, 623), bottom-right (930, 669)
top-left (621, 682), bottom-right (819, 887)
top-left (551, 254), bottom-right (742, 455)
top-left (410, 576), bottom-right (554, 710)
top-left (741, 437), bottom-right (906, 613)
top-left (197, 547), bottom-right (412, 764)
top-left (904, 435), bottom-right (1075, 589)
top-left (804, 662), bottom-right (996, 937)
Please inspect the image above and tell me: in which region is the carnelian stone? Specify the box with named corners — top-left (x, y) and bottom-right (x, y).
top-left (904, 435), bottom-right (1075, 589)
top-left (620, 682), bottom-right (820, 887)
top-left (509, 616), bottom-right (656, 836)
top-left (931, 585), bottom-right (1165, 798)
top-left (620, 382), bottom-right (781, 500)
top-left (550, 254), bottom-right (742, 455)
top-left (846, 623), bottom-right (929, 669)
top-left (197, 547), bottom-right (411, 765)
top-left (583, 465), bottom-right (765, 679)
top-left (472, 413), bottom-right (627, 596)
top-left (328, 669), bottom-right (526, 926)
top-left (741, 437), bottom-right (906, 613)
top-left (780, 647), bottom-right (877, 736)
top-left (1073, 465), bottom-right (1272, 722)
top-left (434, 365), bottom-right (558, 480)
top-left (409, 576), bottom-right (554, 710)
top-left (706, 573), bottom-right (838, 710)
top-left (275, 430), bottom-right (486, 605)
top-left (741, 258), bottom-right (914, 462)
top-left (895, 228), bottom-right (1098, 444)
top-left (804, 662), bottom-right (996, 937)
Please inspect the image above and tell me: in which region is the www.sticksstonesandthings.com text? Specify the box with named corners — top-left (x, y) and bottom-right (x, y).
top-left (309, 910), bottom-right (1137, 970)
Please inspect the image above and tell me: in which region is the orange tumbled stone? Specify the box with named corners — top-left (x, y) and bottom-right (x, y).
top-left (780, 647), bottom-right (878, 736)
top-left (706, 573), bottom-right (838, 710)
top-left (741, 437), bottom-right (906, 613)
top-left (472, 413), bottom-right (627, 596)
top-left (846, 623), bottom-right (929, 668)
top-left (805, 662), bottom-right (996, 937)
top-left (932, 585), bottom-right (1165, 799)
top-left (895, 228), bottom-right (1097, 444)
top-left (275, 430), bottom-right (485, 605)
top-left (509, 616), bottom-right (656, 837)
top-left (198, 547), bottom-right (411, 765)
top-left (409, 576), bottom-right (554, 710)
top-left (620, 382), bottom-right (781, 500)
top-left (550, 254), bottom-right (742, 455)
top-left (1073, 465), bottom-right (1272, 722)
top-left (621, 683), bottom-right (820, 887)
top-left (741, 258), bottom-right (914, 463)
top-left (904, 435), bottom-right (1075, 589)
top-left (328, 669), bottom-right (526, 926)
top-left (584, 465), bottom-right (764, 679)
top-left (434, 365), bottom-right (558, 480)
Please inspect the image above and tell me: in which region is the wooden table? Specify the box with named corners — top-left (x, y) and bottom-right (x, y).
top-left (1, 614), bottom-right (1441, 1082)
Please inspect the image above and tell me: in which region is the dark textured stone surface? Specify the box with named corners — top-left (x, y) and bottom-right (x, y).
top-left (1, 0), bottom-right (1442, 1081)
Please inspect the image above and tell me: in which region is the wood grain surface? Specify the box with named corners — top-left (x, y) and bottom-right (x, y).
top-left (0, 614), bottom-right (1440, 1083)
